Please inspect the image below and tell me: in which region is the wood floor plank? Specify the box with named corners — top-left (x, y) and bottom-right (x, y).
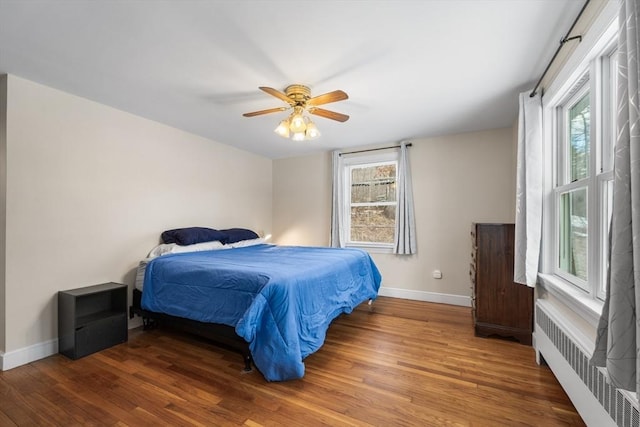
top-left (0, 297), bottom-right (585, 426)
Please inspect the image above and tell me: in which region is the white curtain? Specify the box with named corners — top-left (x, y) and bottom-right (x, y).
top-left (330, 150), bottom-right (344, 248)
top-left (591, 0), bottom-right (640, 397)
top-left (394, 142), bottom-right (417, 255)
top-left (514, 91), bottom-right (543, 287)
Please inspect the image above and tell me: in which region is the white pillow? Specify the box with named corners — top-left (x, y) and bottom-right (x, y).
top-left (147, 240), bottom-right (227, 258)
top-left (229, 237), bottom-right (266, 248)
top-left (147, 243), bottom-right (177, 258)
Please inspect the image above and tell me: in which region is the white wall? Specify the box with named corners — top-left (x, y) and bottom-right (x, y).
top-left (273, 128), bottom-right (516, 303)
top-left (2, 75), bottom-right (272, 357)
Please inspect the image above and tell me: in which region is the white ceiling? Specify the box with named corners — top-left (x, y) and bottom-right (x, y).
top-left (0, 0), bottom-right (583, 159)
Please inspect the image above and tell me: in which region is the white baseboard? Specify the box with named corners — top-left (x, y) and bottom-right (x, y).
top-left (378, 286), bottom-right (471, 307)
top-left (1, 322), bottom-right (142, 371)
top-left (1, 338), bottom-right (58, 371)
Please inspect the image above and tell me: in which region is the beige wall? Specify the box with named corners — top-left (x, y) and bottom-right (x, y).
top-left (273, 128), bottom-right (516, 302)
top-left (2, 75), bottom-right (272, 353)
top-left (0, 74), bottom-right (516, 361)
top-left (273, 151), bottom-right (332, 246)
top-left (0, 75), bottom-right (6, 354)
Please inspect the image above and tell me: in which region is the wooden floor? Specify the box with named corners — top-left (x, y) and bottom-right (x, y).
top-left (0, 297), bottom-right (584, 426)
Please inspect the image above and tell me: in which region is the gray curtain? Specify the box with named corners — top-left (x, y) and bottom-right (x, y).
top-left (330, 150), bottom-right (344, 248)
top-left (514, 91), bottom-right (543, 287)
top-left (394, 141), bottom-right (417, 254)
top-left (591, 0), bottom-right (640, 397)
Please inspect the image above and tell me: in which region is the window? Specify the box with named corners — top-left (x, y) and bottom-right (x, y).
top-left (341, 151), bottom-right (398, 249)
top-left (547, 34), bottom-right (617, 302)
top-left (558, 187), bottom-right (588, 282)
top-left (556, 85), bottom-right (590, 287)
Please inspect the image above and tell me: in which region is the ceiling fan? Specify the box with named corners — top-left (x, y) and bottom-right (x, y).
top-left (242, 85), bottom-right (349, 141)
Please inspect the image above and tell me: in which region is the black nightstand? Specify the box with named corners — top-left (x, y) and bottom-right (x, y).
top-left (58, 282), bottom-right (128, 359)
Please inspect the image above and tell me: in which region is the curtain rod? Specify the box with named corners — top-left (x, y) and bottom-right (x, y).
top-left (529, 0), bottom-right (590, 98)
top-left (339, 143), bottom-right (412, 156)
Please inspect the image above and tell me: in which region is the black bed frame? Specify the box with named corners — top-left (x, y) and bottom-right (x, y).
top-left (129, 288), bottom-right (253, 371)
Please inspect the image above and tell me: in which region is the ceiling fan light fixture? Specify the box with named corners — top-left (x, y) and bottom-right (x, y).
top-left (274, 119), bottom-right (290, 138)
top-left (289, 109), bottom-right (306, 133)
top-left (305, 120), bottom-right (320, 139)
top-left (291, 131), bottom-right (306, 142)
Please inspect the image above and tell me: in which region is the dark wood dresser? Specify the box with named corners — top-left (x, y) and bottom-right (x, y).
top-left (470, 223), bottom-right (533, 345)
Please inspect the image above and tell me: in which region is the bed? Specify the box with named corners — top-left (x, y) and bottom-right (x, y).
top-left (130, 229), bottom-right (381, 382)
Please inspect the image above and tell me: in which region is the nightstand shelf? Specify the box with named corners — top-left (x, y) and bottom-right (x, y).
top-left (58, 282), bottom-right (128, 359)
top-left (76, 310), bottom-right (125, 327)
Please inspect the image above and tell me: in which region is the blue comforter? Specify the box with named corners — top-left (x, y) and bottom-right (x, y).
top-left (141, 244), bottom-right (382, 381)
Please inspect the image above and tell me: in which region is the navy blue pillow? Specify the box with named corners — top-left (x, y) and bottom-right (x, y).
top-left (220, 228), bottom-right (259, 244)
top-left (161, 227), bottom-right (229, 245)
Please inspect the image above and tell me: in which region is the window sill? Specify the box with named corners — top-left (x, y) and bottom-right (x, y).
top-left (537, 273), bottom-right (604, 328)
top-left (346, 243), bottom-right (394, 254)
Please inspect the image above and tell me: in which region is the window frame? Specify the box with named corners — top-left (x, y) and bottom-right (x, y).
top-left (559, 81), bottom-right (590, 186)
top-left (539, 7), bottom-right (619, 322)
top-left (554, 78), bottom-right (591, 290)
top-left (340, 150), bottom-right (399, 252)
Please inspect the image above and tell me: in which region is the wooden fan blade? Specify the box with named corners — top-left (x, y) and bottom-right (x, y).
top-left (259, 87), bottom-right (295, 105)
top-left (242, 107), bottom-right (288, 117)
top-left (307, 90), bottom-right (348, 107)
top-left (308, 107), bottom-right (350, 122)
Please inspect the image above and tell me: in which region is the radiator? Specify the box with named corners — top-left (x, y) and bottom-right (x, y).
top-left (536, 301), bottom-right (639, 427)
